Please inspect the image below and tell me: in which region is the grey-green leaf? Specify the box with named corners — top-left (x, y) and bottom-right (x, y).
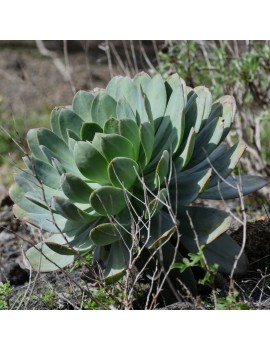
top-left (90, 223), bottom-right (122, 246)
top-left (52, 196), bottom-right (95, 222)
top-left (145, 189), bottom-right (168, 220)
top-left (91, 92), bottom-right (117, 127)
top-left (177, 206), bottom-right (231, 253)
top-left (80, 122), bottom-right (103, 142)
top-left (74, 141), bottom-right (109, 184)
top-left (174, 127), bottom-right (196, 171)
top-left (108, 157), bottom-right (139, 189)
top-left (103, 240), bottom-right (129, 284)
top-left (116, 97), bottom-right (136, 120)
top-left (200, 175), bottom-right (268, 200)
top-left (170, 168), bottom-right (212, 206)
top-left (26, 235), bottom-right (75, 272)
top-left (61, 173), bottom-right (93, 203)
top-left (98, 133), bottom-right (136, 162)
top-left (103, 118), bottom-right (120, 134)
top-left (209, 95), bottom-right (236, 142)
top-left (203, 233), bottom-right (248, 275)
top-left (58, 108), bottom-right (83, 143)
top-left (139, 122), bottom-right (154, 166)
top-left (72, 90), bottom-right (95, 121)
top-left (90, 186), bottom-right (127, 216)
top-left (187, 117), bottom-right (224, 168)
top-left (29, 157), bottom-right (61, 189)
top-left (119, 118), bottom-right (140, 159)
top-left (165, 85), bottom-right (186, 150)
top-left (155, 150), bottom-right (170, 187)
top-left (145, 74), bottom-right (167, 120)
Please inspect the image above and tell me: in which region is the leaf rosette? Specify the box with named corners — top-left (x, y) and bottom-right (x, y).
top-left (10, 73), bottom-right (268, 290)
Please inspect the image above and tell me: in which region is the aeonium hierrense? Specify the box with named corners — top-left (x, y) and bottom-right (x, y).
top-left (9, 72), bottom-right (267, 295)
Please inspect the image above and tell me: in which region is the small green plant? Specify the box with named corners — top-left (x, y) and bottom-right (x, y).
top-left (70, 251), bottom-right (93, 271)
top-left (10, 72), bottom-right (267, 301)
top-left (172, 248), bottom-right (251, 310)
top-left (215, 291), bottom-right (251, 310)
top-left (31, 287), bottom-right (58, 309)
top-left (39, 288), bottom-right (57, 309)
top-left (0, 281), bottom-right (13, 310)
top-left (171, 245), bottom-right (219, 289)
top-left (82, 286), bottom-right (123, 310)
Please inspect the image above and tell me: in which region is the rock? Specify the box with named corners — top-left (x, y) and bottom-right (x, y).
top-left (159, 302), bottom-right (199, 310)
top-left (0, 231), bottom-right (14, 243)
top-left (231, 220), bottom-right (270, 269)
top-left (0, 195), bottom-right (13, 207)
top-left (5, 263), bottom-right (29, 286)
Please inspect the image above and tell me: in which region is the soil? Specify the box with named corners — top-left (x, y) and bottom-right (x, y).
top-left (231, 220), bottom-right (270, 309)
top-left (0, 40), bottom-right (159, 115)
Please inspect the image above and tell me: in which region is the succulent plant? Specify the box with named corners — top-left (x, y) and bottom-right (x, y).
top-left (10, 72), bottom-right (267, 292)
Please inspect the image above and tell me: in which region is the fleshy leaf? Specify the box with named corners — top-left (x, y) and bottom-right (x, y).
top-left (28, 157), bottom-right (61, 189)
top-left (170, 168), bottom-right (212, 206)
top-left (165, 73), bottom-right (187, 102)
top-left (61, 173), bottom-right (93, 203)
top-left (72, 90), bottom-right (95, 121)
top-left (145, 116), bottom-right (177, 172)
top-left (80, 122), bottom-right (103, 142)
top-left (108, 157), bottom-right (139, 189)
top-left (103, 241), bottom-right (130, 284)
top-left (145, 188), bottom-right (168, 220)
top-left (50, 108), bottom-right (62, 138)
top-left (97, 133), bottom-right (135, 162)
top-left (116, 97), bottom-right (136, 120)
top-left (145, 74), bottom-right (167, 120)
top-left (91, 92), bottom-right (117, 127)
top-left (139, 122), bottom-right (154, 166)
top-left (58, 108), bottom-right (83, 143)
top-left (204, 142), bottom-right (247, 189)
top-left (52, 196), bottom-right (95, 222)
top-left (103, 118), bottom-right (120, 134)
top-left (74, 141), bottom-right (109, 184)
top-left (177, 206), bottom-right (231, 252)
top-left (90, 186), bottom-right (127, 216)
top-left (27, 128), bottom-right (73, 164)
top-left (209, 95), bottom-right (236, 142)
top-left (90, 223), bottom-right (123, 246)
top-left (184, 86), bottom-right (212, 135)
top-left (164, 84), bottom-right (186, 149)
top-left (133, 72), bottom-right (151, 90)
top-left (174, 127), bottom-right (196, 171)
top-left (187, 116), bottom-right (224, 168)
top-left (155, 150), bottom-right (170, 187)
top-left (203, 233), bottom-right (248, 275)
top-left (26, 235), bottom-right (75, 272)
top-left (119, 118), bottom-right (140, 159)
top-left (200, 175), bottom-right (268, 200)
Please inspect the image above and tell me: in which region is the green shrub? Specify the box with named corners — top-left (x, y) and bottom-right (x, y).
top-left (156, 41), bottom-right (270, 171)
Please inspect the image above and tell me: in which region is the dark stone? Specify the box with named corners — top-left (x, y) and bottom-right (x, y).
top-left (0, 195), bottom-right (14, 207)
top-left (231, 220), bottom-right (270, 269)
top-left (6, 263), bottom-right (29, 286)
top-left (159, 302), bottom-right (198, 310)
